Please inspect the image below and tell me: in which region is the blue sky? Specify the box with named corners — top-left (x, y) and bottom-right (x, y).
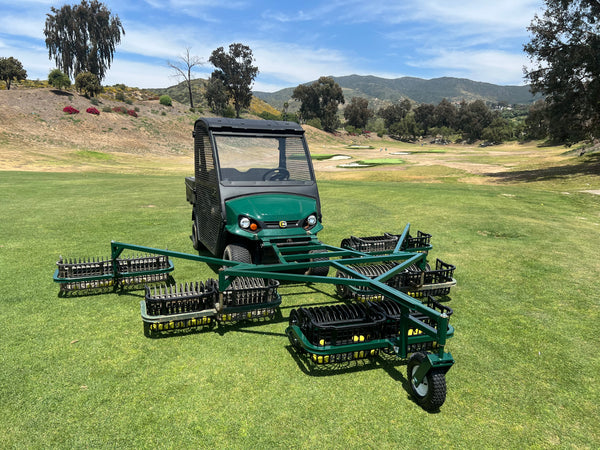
top-left (0, 0), bottom-right (545, 92)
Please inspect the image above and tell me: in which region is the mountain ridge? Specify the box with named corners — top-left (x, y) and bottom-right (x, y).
top-left (253, 74), bottom-right (539, 111)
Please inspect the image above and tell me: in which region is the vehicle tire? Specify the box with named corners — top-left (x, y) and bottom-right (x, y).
top-left (334, 270), bottom-right (353, 299)
top-left (191, 218), bottom-right (207, 251)
top-left (223, 243), bottom-right (252, 264)
top-left (304, 250), bottom-right (329, 277)
top-left (192, 221), bottom-right (200, 250)
top-left (407, 352), bottom-right (447, 411)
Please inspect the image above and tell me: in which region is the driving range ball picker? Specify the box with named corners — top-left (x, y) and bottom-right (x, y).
top-left (53, 118), bottom-right (457, 411)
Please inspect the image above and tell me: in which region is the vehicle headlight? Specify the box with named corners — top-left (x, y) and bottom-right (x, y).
top-left (240, 217), bottom-right (251, 229)
top-left (307, 214), bottom-right (317, 227)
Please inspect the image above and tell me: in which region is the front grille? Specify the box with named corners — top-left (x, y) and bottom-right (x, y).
top-left (263, 220), bottom-right (302, 229)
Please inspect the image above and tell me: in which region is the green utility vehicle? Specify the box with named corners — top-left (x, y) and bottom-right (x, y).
top-left (185, 118), bottom-right (323, 268)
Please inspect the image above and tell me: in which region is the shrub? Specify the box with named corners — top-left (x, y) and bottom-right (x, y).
top-left (48, 69), bottom-right (71, 90)
top-left (223, 105), bottom-right (236, 118)
top-left (86, 107), bottom-right (100, 115)
top-left (258, 111), bottom-right (281, 120)
top-left (75, 72), bottom-right (101, 98)
top-left (159, 95), bottom-right (172, 107)
top-left (102, 106), bottom-right (112, 113)
top-left (115, 91), bottom-right (126, 102)
top-left (306, 118), bottom-right (322, 130)
top-left (127, 109), bottom-right (138, 117)
top-left (63, 106), bottom-right (79, 115)
top-left (112, 106), bottom-right (127, 114)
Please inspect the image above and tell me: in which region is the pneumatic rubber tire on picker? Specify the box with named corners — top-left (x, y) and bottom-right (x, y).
top-left (407, 352), bottom-right (447, 412)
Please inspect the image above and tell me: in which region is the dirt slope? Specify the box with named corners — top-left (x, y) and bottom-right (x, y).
top-left (0, 88), bottom-right (349, 173)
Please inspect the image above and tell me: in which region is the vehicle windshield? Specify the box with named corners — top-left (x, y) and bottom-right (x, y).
top-left (214, 134), bottom-right (315, 185)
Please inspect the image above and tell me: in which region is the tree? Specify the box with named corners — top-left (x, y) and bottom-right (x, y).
top-left (344, 97), bottom-right (373, 129)
top-left (292, 76), bottom-right (345, 132)
top-left (414, 103), bottom-right (436, 135)
top-left (168, 47), bottom-right (203, 109)
top-left (524, 100), bottom-right (550, 140)
top-left (457, 100), bottom-right (494, 141)
top-left (75, 72), bottom-right (101, 97)
top-left (204, 74), bottom-right (229, 115)
top-left (44, 0), bottom-right (124, 82)
top-left (209, 43), bottom-right (258, 118)
top-left (389, 114), bottom-right (420, 141)
top-left (379, 99), bottom-right (411, 128)
top-left (433, 98), bottom-right (457, 129)
top-left (48, 68), bottom-right (71, 90)
top-left (524, 0), bottom-right (600, 143)
top-left (481, 117), bottom-right (514, 144)
top-left (292, 84), bottom-right (320, 122)
top-left (0, 57), bottom-right (27, 90)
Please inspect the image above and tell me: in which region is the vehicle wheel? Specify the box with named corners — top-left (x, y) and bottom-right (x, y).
top-left (191, 219), bottom-right (207, 251)
top-left (223, 243), bottom-right (252, 264)
top-left (334, 270), bottom-right (353, 299)
top-left (304, 250), bottom-right (329, 277)
top-left (191, 221), bottom-right (200, 250)
top-left (407, 352), bottom-right (447, 411)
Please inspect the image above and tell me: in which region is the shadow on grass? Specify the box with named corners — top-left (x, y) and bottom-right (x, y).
top-left (485, 153), bottom-right (600, 183)
top-left (286, 347), bottom-right (443, 413)
top-left (286, 345), bottom-right (408, 377)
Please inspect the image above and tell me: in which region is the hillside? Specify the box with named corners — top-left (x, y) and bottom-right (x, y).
top-left (0, 88), bottom-right (200, 172)
top-left (0, 87), bottom-right (336, 173)
top-left (254, 74), bottom-right (540, 111)
top-left (149, 79), bottom-right (280, 116)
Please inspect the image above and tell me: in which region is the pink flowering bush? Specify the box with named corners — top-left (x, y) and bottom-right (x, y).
top-left (127, 109), bottom-right (138, 117)
top-left (112, 106), bottom-right (127, 114)
top-left (63, 106), bottom-right (79, 115)
top-left (86, 107), bottom-right (100, 115)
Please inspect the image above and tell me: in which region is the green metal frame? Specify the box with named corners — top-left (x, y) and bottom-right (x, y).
top-left (53, 223), bottom-right (455, 386)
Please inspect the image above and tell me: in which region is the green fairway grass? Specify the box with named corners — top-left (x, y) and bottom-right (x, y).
top-left (1, 170), bottom-right (599, 448)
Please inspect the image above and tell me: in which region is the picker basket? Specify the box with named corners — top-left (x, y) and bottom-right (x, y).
top-left (335, 259), bottom-right (456, 300)
top-left (141, 280), bottom-right (218, 336)
top-left (376, 297), bottom-right (453, 353)
top-left (401, 231), bottom-right (432, 250)
top-left (217, 277), bottom-right (281, 322)
top-left (144, 281), bottom-right (217, 316)
top-left (341, 234), bottom-right (399, 253)
top-left (288, 303), bottom-right (386, 364)
top-left (393, 259), bottom-right (456, 298)
top-left (340, 231), bottom-right (432, 253)
top-left (55, 254), bottom-right (173, 294)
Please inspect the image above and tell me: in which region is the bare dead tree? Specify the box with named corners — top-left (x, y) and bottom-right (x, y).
top-left (167, 48), bottom-right (203, 108)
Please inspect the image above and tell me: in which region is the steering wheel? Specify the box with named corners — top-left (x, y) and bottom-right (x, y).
top-left (262, 168), bottom-right (290, 181)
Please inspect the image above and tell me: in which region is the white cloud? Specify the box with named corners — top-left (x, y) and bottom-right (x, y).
top-left (0, 14), bottom-right (46, 40)
top-left (251, 42), bottom-right (355, 85)
top-left (102, 58), bottom-right (175, 88)
top-left (1, 45), bottom-right (56, 80)
top-left (410, 49), bottom-right (529, 85)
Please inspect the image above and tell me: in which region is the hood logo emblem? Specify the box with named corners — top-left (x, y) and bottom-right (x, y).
top-left (279, 221), bottom-right (288, 228)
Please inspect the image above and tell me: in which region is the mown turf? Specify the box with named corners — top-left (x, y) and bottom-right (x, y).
top-left (0, 171), bottom-right (599, 448)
